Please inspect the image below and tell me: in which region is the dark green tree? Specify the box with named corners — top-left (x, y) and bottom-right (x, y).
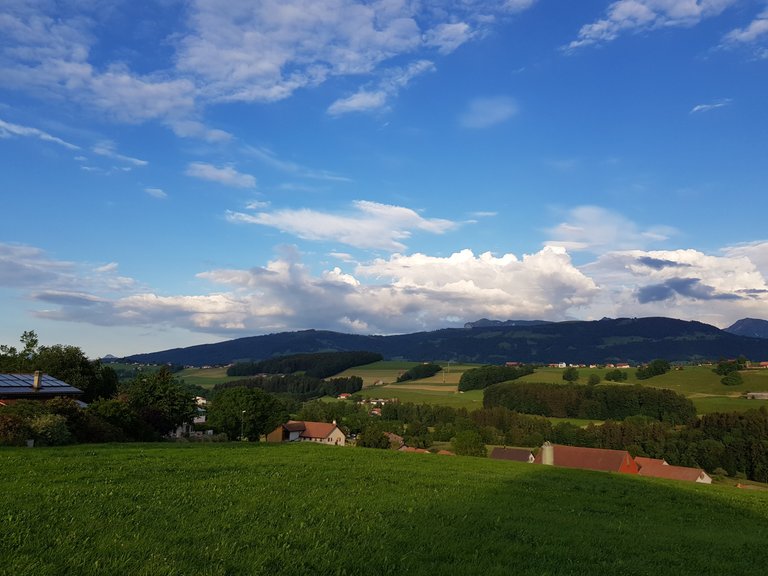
top-left (356, 424), bottom-right (392, 449)
top-left (562, 367), bottom-right (580, 383)
top-left (207, 386), bottom-right (287, 441)
top-left (451, 430), bottom-right (486, 457)
top-left (121, 367), bottom-right (197, 437)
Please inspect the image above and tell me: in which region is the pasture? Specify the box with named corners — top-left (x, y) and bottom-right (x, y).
top-left (2, 443), bottom-right (768, 576)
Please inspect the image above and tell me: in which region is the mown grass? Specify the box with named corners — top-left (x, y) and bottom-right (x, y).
top-left (357, 386), bottom-right (485, 409)
top-left (176, 366), bottom-right (243, 389)
top-left (2, 443), bottom-right (768, 575)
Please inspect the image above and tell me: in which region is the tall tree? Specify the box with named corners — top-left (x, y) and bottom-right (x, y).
top-left (207, 386), bottom-right (287, 441)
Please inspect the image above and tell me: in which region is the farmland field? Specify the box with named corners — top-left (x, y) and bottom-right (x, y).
top-left (181, 362), bottom-right (768, 414)
top-left (2, 443), bottom-right (768, 576)
top-left (176, 366), bottom-right (242, 389)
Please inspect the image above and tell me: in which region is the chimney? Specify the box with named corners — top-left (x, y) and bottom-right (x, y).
top-left (541, 441), bottom-right (554, 466)
top-left (33, 371), bottom-right (42, 391)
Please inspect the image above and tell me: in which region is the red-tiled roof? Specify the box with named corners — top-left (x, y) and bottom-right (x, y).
top-left (635, 457), bottom-right (667, 468)
top-left (436, 450), bottom-right (455, 456)
top-left (534, 444), bottom-right (638, 474)
top-left (490, 447), bottom-right (533, 462)
top-left (283, 421), bottom-right (306, 433)
top-left (299, 421), bottom-right (339, 440)
top-left (637, 463), bottom-right (711, 483)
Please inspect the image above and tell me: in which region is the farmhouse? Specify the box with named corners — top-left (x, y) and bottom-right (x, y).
top-left (266, 420), bottom-right (346, 446)
top-left (636, 458), bottom-right (712, 484)
top-left (0, 371), bottom-right (83, 407)
top-left (490, 447), bottom-right (535, 463)
top-left (534, 442), bottom-right (639, 474)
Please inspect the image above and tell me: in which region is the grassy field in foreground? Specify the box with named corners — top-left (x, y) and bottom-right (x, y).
top-left (2, 443), bottom-right (768, 576)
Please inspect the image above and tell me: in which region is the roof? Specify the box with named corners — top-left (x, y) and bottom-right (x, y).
top-left (298, 421), bottom-right (339, 440)
top-left (635, 457), bottom-right (667, 468)
top-left (398, 446), bottom-right (430, 453)
top-left (534, 444), bottom-right (635, 473)
top-left (283, 421), bottom-right (307, 433)
top-left (637, 462), bottom-right (710, 482)
top-left (490, 447), bottom-right (534, 462)
top-left (0, 373), bottom-right (83, 398)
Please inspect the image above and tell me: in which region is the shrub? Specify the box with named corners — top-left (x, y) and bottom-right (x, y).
top-left (29, 414), bottom-right (72, 446)
top-left (0, 413), bottom-right (31, 446)
top-left (451, 430), bottom-right (486, 457)
top-left (721, 372), bottom-right (743, 386)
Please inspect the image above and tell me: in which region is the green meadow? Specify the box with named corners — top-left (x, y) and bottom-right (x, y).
top-left (2, 443), bottom-right (768, 576)
top-left (176, 366), bottom-right (241, 389)
top-left (180, 362), bottom-right (768, 414)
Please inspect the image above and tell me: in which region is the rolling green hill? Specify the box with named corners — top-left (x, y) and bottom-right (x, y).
top-left (2, 443), bottom-right (767, 575)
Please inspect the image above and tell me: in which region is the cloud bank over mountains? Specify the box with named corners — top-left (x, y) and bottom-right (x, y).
top-left (4, 208), bottom-right (766, 339)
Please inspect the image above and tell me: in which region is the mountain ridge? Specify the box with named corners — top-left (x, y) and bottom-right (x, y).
top-left (118, 316), bottom-right (768, 367)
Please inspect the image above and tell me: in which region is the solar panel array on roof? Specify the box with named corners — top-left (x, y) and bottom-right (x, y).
top-left (0, 373), bottom-right (83, 396)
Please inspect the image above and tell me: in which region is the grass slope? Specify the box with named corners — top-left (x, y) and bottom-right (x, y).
top-left (2, 443), bottom-right (768, 576)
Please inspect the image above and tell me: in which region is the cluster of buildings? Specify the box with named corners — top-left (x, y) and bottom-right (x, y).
top-left (491, 442), bottom-right (712, 484)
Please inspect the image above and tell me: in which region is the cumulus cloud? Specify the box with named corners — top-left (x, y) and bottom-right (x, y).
top-left (0, 118), bottom-right (80, 150)
top-left (227, 200), bottom-right (457, 251)
top-left (41, 245), bottom-right (596, 335)
top-left (582, 247), bottom-right (768, 327)
top-left (459, 96), bottom-right (518, 128)
top-left (186, 162), bottom-right (256, 188)
top-left (567, 0), bottom-right (738, 50)
top-left (545, 206), bottom-right (677, 253)
top-left (8, 239), bottom-right (768, 338)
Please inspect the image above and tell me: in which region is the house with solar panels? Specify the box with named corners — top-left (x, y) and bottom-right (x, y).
top-left (0, 371), bottom-right (84, 407)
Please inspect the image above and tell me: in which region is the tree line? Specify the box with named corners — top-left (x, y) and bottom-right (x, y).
top-left (215, 374), bottom-right (363, 401)
top-left (483, 381), bottom-right (696, 424)
top-left (458, 364), bottom-right (535, 391)
top-left (226, 351), bottom-right (382, 379)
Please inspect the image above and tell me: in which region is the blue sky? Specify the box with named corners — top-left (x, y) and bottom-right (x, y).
top-left (2, 0), bottom-right (767, 358)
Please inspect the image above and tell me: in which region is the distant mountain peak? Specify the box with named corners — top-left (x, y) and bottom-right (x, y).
top-left (725, 318), bottom-right (768, 339)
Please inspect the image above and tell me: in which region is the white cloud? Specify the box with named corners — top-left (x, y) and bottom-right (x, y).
top-left (145, 187), bottom-right (168, 199)
top-left (721, 241), bottom-right (768, 277)
top-left (690, 99), bottom-right (731, 113)
top-left (504, 0), bottom-right (539, 13)
top-left (327, 60), bottom-right (435, 116)
top-left (186, 162), bottom-right (257, 188)
top-left (244, 145), bottom-right (350, 181)
top-left (723, 9), bottom-right (768, 44)
top-left (93, 141), bottom-right (147, 166)
top-left (0, 243), bottom-right (135, 294)
top-left (568, 0), bottom-right (738, 50)
top-left (424, 22), bottom-right (473, 54)
top-left (8, 240), bottom-right (768, 338)
top-left (227, 200), bottom-right (458, 251)
top-left (0, 117), bottom-right (80, 150)
top-left (1, 1), bottom-right (537, 134)
top-left (545, 206), bottom-right (677, 253)
top-left (582, 247), bottom-right (768, 328)
top-left (459, 96), bottom-right (518, 128)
